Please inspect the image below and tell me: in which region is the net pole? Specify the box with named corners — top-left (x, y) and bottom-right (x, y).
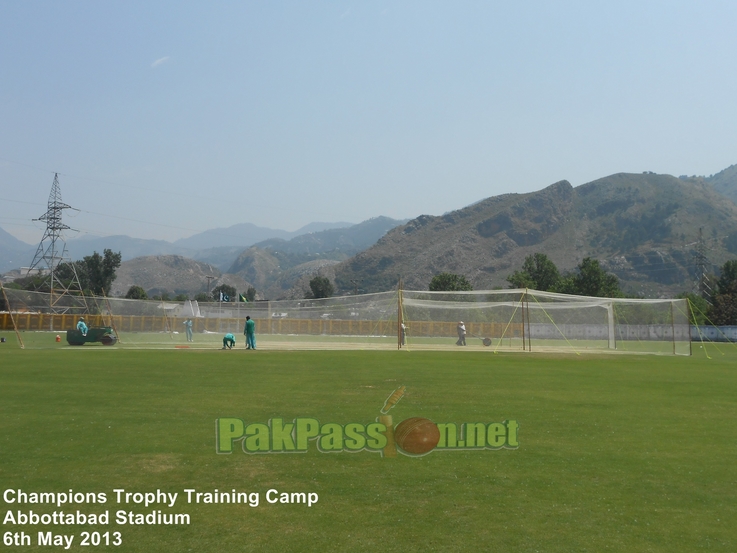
top-left (686, 298), bottom-right (693, 355)
top-left (607, 302), bottom-right (616, 349)
top-left (688, 300), bottom-right (693, 356)
top-left (101, 288), bottom-right (121, 343)
top-left (397, 277), bottom-right (403, 350)
top-left (526, 290), bottom-right (531, 352)
top-left (525, 296), bottom-right (532, 351)
top-left (162, 299), bottom-right (174, 340)
top-left (1, 284), bottom-right (24, 349)
top-left (521, 291), bottom-right (526, 351)
top-left (670, 301), bottom-right (676, 355)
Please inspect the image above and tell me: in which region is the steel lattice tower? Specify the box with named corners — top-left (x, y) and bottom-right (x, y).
top-left (26, 173), bottom-right (85, 309)
top-left (692, 227), bottom-right (713, 302)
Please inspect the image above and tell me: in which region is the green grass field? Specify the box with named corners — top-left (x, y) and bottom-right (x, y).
top-left (1, 344), bottom-right (735, 551)
top-left (9, 329), bottom-right (692, 355)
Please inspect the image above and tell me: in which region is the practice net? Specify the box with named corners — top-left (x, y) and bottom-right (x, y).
top-left (1, 287), bottom-right (691, 354)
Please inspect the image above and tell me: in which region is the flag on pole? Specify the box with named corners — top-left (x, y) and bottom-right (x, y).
top-left (219, 291), bottom-right (224, 302)
top-left (239, 293), bottom-right (248, 302)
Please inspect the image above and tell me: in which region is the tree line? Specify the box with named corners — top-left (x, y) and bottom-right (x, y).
top-left (430, 255), bottom-right (623, 297)
top-left (7, 249), bottom-right (122, 296)
top-left (677, 260), bottom-right (737, 326)
top-left (430, 253), bottom-right (737, 326)
top-left (125, 283), bottom-right (257, 303)
top-left (6, 247), bottom-right (736, 325)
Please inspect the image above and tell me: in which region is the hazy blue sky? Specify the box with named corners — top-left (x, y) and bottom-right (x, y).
top-left (1, 1), bottom-right (735, 244)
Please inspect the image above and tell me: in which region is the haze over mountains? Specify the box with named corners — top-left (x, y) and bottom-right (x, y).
top-left (334, 171), bottom-right (737, 297)
top-left (0, 227), bottom-right (33, 273)
top-left (107, 216), bottom-right (408, 298)
top-left (3, 164), bottom-right (737, 299)
top-left (0, 220), bottom-right (356, 274)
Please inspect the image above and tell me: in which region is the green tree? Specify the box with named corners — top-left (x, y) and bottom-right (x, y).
top-left (14, 274), bottom-right (50, 292)
top-left (708, 260), bottom-right (737, 325)
top-left (54, 261), bottom-right (87, 290)
top-left (57, 249), bottom-right (121, 295)
top-left (309, 276), bottom-right (334, 299)
top-left (246, 286), bottom-right (257, 302)
top-left (27, 249), bottom-right (121, 295)
top-left (675, 292), bottom-right (709, 325)
top-left (429, 273), bottom-right (473, 292)
top-left (125, 285), bottom-right (148, 300)
top-left (557, 257), bottom-right (622, 298)
top-left (715, 260), bottom-right (737, 296)
top-left (212, 284), bottom-right (236, 302)
top-left (83, 249), bottom-right (122, 295)
top-left (174, 293), bottom-right (189, 302)
top-left (194, 292), bottom-right (211, 303)
top-left (708, 295), bottom-right (737, 325)
top-left (507, 253), bottom-right (560, 291)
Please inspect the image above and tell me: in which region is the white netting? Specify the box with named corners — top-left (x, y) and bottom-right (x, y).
top-left (1, 287), bottom-right (690, 354)
top-left (400, 289), bottom-right (691, 354)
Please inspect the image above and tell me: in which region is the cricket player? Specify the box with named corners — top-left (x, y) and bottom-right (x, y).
top-left (222, 333), bottom-right (236, 349)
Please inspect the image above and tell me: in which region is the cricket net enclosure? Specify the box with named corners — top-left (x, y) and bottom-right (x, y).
top-left (1, 286), bottom-right (692, 354)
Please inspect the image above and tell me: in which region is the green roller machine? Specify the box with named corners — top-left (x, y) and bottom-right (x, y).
top-left (66, 327), bottom-right (118, 346)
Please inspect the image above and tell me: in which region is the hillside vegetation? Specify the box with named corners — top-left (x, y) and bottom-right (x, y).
top-left (334, 173), bottom-right (737, 297)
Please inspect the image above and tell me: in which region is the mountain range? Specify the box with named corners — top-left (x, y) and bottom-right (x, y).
top-left (4, 165), bottom-right (737, 299)
top-left (332, 172), bottom-right (737, 297)
top-left (0, 227), bottom-right (34, 273)
top-left (226, 216), bottom-right (408, 299)
top-left (0, 220), bottom-right (356, 274)
top-left (106, 217), bottom-right (408, 297)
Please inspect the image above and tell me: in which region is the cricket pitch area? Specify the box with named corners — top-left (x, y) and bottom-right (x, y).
top-left (1, 344), bottom-right (735, 552)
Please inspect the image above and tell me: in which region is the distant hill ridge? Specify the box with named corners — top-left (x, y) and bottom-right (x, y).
top-left (172, 221), bottom-right (354, 250)
top-left (0, 220), bottom-right (357, 274)
top-left (226, 216), bottom-right (409, 299)
top-left (333, 172), bottom-right (737, 297)
top-left (5, 165), bottom-right (737, 299)
top-left (106, 216), bottom-right (407, 297)
top-left (706, 164), bottom-right (737, 204)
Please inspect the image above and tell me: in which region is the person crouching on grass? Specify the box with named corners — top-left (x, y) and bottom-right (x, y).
top-left (222, 333), bottom-right (236, 349)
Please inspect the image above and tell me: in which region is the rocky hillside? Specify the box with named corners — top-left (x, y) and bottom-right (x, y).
top-left (109, 255), bottom-right (252, 298)
top-left (706, 164), bottom-right (737, 205)
top-left (0, 227), bottom-right (35, 273)
top-left (68, 171), bottom-right (737, 300)
top-left (249, 216), bottom-right (407, 257)
top-left (333, 173), bottom-right (737, 297)
top-left (227, 216), bottom-right (406, 298)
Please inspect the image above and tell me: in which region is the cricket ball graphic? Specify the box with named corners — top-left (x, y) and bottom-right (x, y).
top-left (394, 417), bottom-right (440, 455)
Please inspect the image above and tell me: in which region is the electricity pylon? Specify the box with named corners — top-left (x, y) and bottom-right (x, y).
top-left (692, 227), bottom-right (713, 302)
top-left (26, 173), bottom-right (86, 312)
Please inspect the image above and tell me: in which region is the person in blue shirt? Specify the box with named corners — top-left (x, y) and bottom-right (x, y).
top-left (222, 333), bottom-right (236, 349)
top-left (76, 317), bottom-right (88, 337)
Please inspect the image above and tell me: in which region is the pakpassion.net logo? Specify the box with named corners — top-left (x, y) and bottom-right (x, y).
top-left (216, 386), bottom-right (519, 458)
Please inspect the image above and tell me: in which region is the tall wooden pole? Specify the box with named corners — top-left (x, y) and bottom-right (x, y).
top-left (670, 301), bottom-right (676, 355)
top-left (0, 283), bottom-right (24, 349)
top-left (101, 288), bottom-right (121, 343)
top-left (526, 291), bottom-right (532, 352)
top-left (521, 290), bottom-right (526, 351)
top-left (397, 277), bottom-right (403, 350)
